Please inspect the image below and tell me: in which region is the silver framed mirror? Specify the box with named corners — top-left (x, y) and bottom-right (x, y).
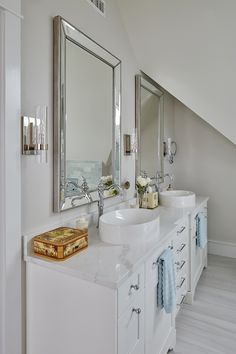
top-left (53, 16), bottom-right (121, 212)
top-left (135, 72), bottom-right (164, 181)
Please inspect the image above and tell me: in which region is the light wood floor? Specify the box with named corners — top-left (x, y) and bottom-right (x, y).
top-left (173, 255), bottom-right (236, 354)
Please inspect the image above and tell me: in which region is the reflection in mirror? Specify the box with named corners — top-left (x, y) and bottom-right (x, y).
top-left (53, 16), bottom-right (121, 212)
top-left (66, 40), bottom-right (113, 194)
top-left (136, 73), bottom-right (164, 180)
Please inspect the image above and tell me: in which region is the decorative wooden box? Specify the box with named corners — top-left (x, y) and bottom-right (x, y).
top-left (141, 192), bottom-right (158, 209)
top-left (33, 227), bottom-right (88, 260)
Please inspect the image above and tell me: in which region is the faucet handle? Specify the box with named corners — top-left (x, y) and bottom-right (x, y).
top-left (81, 176), bottom-right (89, 193)
top-left (156, 171), bottom-right (163, 180)
top-left (97, 181), bottom-right (105, 194)
top-left (140, 170), bottom-right (148, 178)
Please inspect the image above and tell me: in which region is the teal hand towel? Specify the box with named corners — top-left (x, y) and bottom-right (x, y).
top-left (157, 248), bottom-right (176, 314)
top-left (196, 213), bottom-right (207, 248)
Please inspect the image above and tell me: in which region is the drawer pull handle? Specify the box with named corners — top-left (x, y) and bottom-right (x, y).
top-left (177, 226), bottom-right (186, 234)
top-left (178, 294), bottom-right (186, 305)
top-left (130, 284), bottom-right (139, 292)
top-left (132, 308), bottom-right (141, 339)
top-left (176, 260), bottom-right (186, 271)
top-left (177, 243), bottom-right (186, 253)
top-left (177, 277), bottom-right (186, 289)
top-left (132, 307), bottom-right (141, 314)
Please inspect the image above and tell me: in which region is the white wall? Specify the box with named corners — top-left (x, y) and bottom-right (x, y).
top-left (0, 0), bottom-right (21, 14)
top-left (174, 100), bottom-right (236, 250)
top-left (0, 3), bottom-right (21, 354)
top-left (21, 0), bottom-right (138, 236)
top-left (118, 0), bottom-right (236, 145)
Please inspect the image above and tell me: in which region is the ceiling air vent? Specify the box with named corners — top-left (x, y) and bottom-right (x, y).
top-left (87, 0), bottom-right (105, 16)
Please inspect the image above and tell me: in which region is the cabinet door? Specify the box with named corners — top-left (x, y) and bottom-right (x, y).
top-left (200, 204), bottom-right (208, 267)
top-left (191, 204), bottom-right (207, 290)
top-left (145, 278), bottom-right (172, 354)
top-left (145, 245), bottom-right (173, 354)
top-left (118, 266), bottom-right (144, 316)
top-left (118, 293), bottom-right (144, 354)
top-left (191, 214), bottom-right (202, 287)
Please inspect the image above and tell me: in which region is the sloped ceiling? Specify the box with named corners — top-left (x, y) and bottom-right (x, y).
top-left (118, 0), bottom-right (236, 144)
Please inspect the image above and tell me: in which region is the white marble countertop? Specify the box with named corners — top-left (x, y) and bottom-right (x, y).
top-left (24, 196), bottom-right (208, 289)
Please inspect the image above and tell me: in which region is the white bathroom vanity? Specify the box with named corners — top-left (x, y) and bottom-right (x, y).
top-left (25, 197), bottom-right (208, 354)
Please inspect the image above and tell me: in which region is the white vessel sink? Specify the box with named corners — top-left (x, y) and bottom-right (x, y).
top-left (159, 190), bottom-right (196, 208)
top-left (99, 208), bottom-right (160, 245)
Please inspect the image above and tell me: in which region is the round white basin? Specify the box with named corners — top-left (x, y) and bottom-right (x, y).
top-left (159, 190), bottom-right (196, 208)
top-left (99, 208), bottom-right (160, 245)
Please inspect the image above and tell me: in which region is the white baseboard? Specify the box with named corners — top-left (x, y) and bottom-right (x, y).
top-left (208, 239), bottom-right (236, 258)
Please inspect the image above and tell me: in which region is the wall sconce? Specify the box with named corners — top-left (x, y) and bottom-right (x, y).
top-left (22, 106), bottom-right (48, 163)
top-left (123, 129), bottom-right (137, 156)
top-left (123, 134), bottom-right (131, 155)
top-left (164, 137), bottom-right (177, 164)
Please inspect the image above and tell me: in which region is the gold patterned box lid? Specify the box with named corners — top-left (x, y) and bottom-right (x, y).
top-left (33, 227), bottom-right (88, 246)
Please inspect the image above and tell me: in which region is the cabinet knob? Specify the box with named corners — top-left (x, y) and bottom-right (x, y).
top-left (132, 308), bottom-right (141, 314)
top-left (130, 284), bottom-right (139, 292)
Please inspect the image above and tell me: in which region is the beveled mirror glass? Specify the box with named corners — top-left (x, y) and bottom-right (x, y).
top-left (135, 72), bottom-right (164, 179)
top-left (53, 16), bottom-right (121, 212)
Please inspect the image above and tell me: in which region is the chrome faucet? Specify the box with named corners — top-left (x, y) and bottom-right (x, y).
top-left (163, 173), bottom-right (174, 190)
top-left (81, 176), bottom-right (93, 202)
top-left (150, 172), bottom-right (174, 192)
top-left (71, 176), bottom-right (93, 206)
top-left (154, 171), bottom-right (164, 192)
top-left (97, 181), bottom-right (123, 227)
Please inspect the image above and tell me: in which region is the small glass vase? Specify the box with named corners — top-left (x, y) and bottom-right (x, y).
top-left (137, 192), bottom-right (147, 208)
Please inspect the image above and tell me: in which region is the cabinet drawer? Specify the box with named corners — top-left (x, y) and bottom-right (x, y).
top-left (118, 266), bottom-right (144, 316)
top-left (173, 223), bottom-right (187, 253)
top-left (175, 255), bottom-right (187, 277)
top-left (174, 239), bottom-right (187, 261)
top-left (176, 224), bottom-right (187, 239)
top-left (176, 271), bottom-right (187, 291)
top-left (175, 239), bottom-right (188, 262)
top-left (118, 292), bottom-right (144, 354)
